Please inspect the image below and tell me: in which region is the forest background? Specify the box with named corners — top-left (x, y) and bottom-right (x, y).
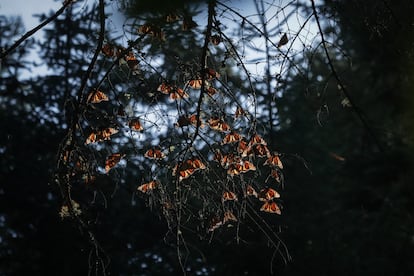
top-left (1, 0), bottom-right (414, 275)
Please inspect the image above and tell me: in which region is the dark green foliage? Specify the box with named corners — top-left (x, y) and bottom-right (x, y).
top-left (2, 0), bottom-right (414, 275)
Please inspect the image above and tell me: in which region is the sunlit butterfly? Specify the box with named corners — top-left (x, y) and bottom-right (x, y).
top-left (264, 154), bottom-right (283, 169)
top-left (260, 201), bottom-right (281, 214)
top-left (175, 114), bottom-right (203, 128)
top-left (137, 180), bottom-right (158, 193)
top-left (188, 157), bottom-right (206, 170)
top-left (138, 24), bottom-right (153, 34)
top-left (270, 169), bottom-right (281, 183)
top-left (125, 51), bottom-right (139, 70)
top-left (208, 216), bottom-right (223, 232)
top-left (178, 168), bottom-right (196, 181)
top-left (188, 79), bottom-right (203, 89)
top-left (220, 153), bottom-right (238, 168)
top-left (169, 88), bottom-right (189, 100)
top-left (222, 191), bottom-right (238, 202)
top-left (204, 68), bottom-right (220, 80)
top-left (239, 160), bottom-right (256, 173)
top-left (234, 107), bottom-right (246, 118)
top-left (208, 117), bottom-right (230, 132)
top-left (85, 128), bottom-right (118, 144)
top-left (173, 157), bottom-right (205, 181)
top-left (206, 86), bottom-right (218, 96)
top-left (252, 144), bottom-right (270, 158)
top-left (227, 164), bottom-right (241, 176)
top-left (105, 153), bottom-right (123, 173)
top-left (85, 133), bottom-right (98, 144)
top-left (222, 131), bottom-right (242, 144)
top-left (87, 89), bottom-right (109, 104)
top-left (249, 133), bottom-right (267, 146)
top-left (138, 23), bottom-right (164, 40)
top-left (258, 187), bottom-right (280, 201)
top-left (101, 128), bottom-right (118, 140)
top-left (238, 139), bottom-right (251, 157)
top-left (223, 210), bottom-right (238, 223)
top-left (128, 118), bottom-right (144, 131)
top-left (157, 83), bottom-right (172, 94)
top-left (210, 34), bottom-right (222, 46)
top-left (144, 148), bottom-right (165, 160)
top-left (101, 43), bottom-right (116, 57)
top-left (245, 185), bottom-right (258, 197)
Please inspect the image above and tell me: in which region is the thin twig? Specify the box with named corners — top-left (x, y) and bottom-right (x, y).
top-left (0, 0), bottom-right (74, 59)
top-left (191, 0), bottom-right (216, 146)
top-left (310, 0), bottom-right (384, 152)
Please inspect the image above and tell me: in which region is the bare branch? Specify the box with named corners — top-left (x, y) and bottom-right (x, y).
top-left (310, 0), bottom-right (384, 152)
top-left (0, 0), bottom-right (74, 59)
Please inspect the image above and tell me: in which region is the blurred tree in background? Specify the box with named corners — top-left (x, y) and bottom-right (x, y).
top-left (1, 0), bottom-right (413, 275)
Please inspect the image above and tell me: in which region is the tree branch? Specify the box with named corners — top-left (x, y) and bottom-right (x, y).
top-left (310, 0), bottom-right (384, 152)
top-left (0, 0), bottom-right (74, 59)
top-left (191, 0), bottom-right (216, 146)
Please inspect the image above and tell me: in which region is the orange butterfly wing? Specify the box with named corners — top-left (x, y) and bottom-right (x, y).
top-left (105, 153), bottom-right (123, 173)
top-left (260, 201), bottom-right (281, 215)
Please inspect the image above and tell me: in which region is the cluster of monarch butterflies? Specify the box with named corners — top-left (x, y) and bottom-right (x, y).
top-left (78, 14), bottom-right (287, 235)
top-left (134, 131), bottom-right (285, 233)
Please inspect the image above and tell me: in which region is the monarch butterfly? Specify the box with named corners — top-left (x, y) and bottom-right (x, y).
top-left (223, 210), bottom-right (237, 223)
top-left (101, 128), bottom-right (118, 140)
top-left (85, 128), bottom-right (118, 144)
top-left (101, 43), bottom-right (115, 57)
top-left (238, 139), bottom-right (251, 157)
top-left (270, 169), bottom-right (281, 183)
top-left (105, 153), bottom-right (123, 173)
top-left (240, 160), bottom-right (256, 173)
top-left (260, 201), bottom-right (281, 214)
top-left (138, 24), bottom-right (164, 40)
top-left (176, 114), bottom-right (202, 127)
top-left (249, 133), bottom-right (267, 146)
top-left (235, 107), bottom-right (246, 118)
top-left (208, 117), bottom-right (230, 132)
top-left (245, 185), bottom-right (258, 197)
top-left (264, 154), bottom-right (283, 169)
top-left (252, 144), bottom-right (270, 158)
top-left (204, 68), bottom-right (220, 80)
top-left (188, 157), bottom-right (206, 170)
top-left (173, 157), bottom-right (205, 181)
top-left (227, 164), bottom-right (241, 176)
top-left (86, 89), bottom-right (109, 104)
top-left (180, 168), bottom-right (196, 181)
top-left (125, 52), bottom-right (139, 70)
top-left (188, 114), bottom-right (203, 127)
top-left (188, 79), bottom-right (203, 89)
top-left (222, 191), bottom-right (238, 202)
top-left (208, 217), bottom-right (223, 232)
top-left (128, 118), bottom-right (144, 131)
top-left (157, 83), bottom-right (172, 94)
top-left (222, 131), bottom-right (242, 144)
top-left (210, 34), bottom-right (222, 46)
top-left (144, 148), bottom-right (165, 160)
top-left (206, 86), bottom-right (217, 96)
top-left (85, 133), bottom-right (98, 144)
top-left (169, 88), bottom-right (189, 100)
top-left (137, 180), bottom-right (158, 193)
top-left (258, 187), bottom-right (280, 201)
